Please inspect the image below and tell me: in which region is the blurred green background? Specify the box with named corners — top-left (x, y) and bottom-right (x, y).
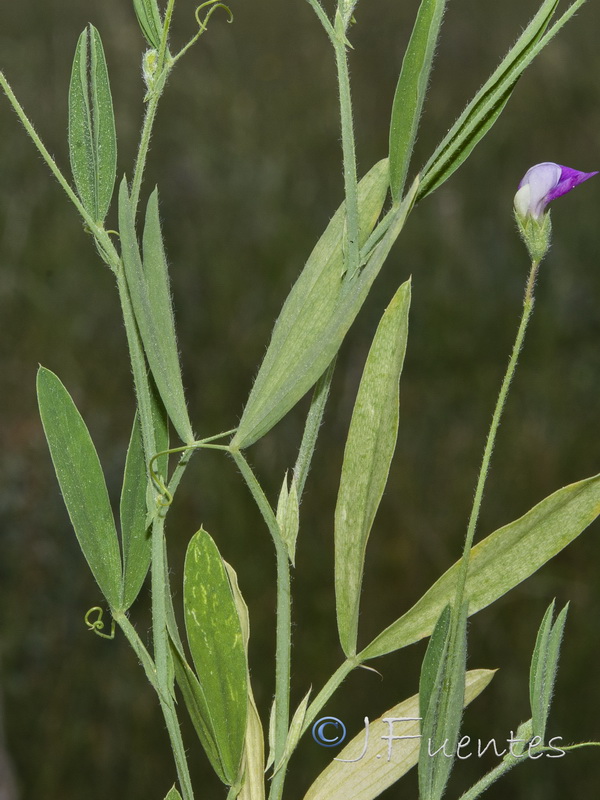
top-left (1, 0), bottom-right (599, 797)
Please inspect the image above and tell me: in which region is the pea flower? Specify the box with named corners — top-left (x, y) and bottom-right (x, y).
top-left (513, 162), bottom-right (597, 262)
top-left (514, 162), bottom-right (597, 220)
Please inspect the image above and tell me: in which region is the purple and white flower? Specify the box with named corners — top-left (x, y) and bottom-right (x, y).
top-left (514, 162), bottom-right (597, 220)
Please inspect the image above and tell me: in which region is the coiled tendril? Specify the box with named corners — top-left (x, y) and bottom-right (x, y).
top-left (195, 1), bottom-right (233, 34)
top-left (84, 607), bottom-right (115, 640)
top-left (171, 1), bottom-right (233, 66)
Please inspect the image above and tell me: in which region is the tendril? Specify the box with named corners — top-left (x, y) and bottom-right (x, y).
top-left (172, 1), bottom-right (233, 64)
top-left (148, 428), bottom-right (236, 508)
top-left (195, 1), bottom-right (233, 34)
top-left (84, 607), bottom-right (116, 640)
top-left (149, 449), bottom-right (175, 509)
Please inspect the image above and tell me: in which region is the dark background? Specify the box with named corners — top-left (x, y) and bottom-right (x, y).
top-left (1, 0), bottom-right (599, 798)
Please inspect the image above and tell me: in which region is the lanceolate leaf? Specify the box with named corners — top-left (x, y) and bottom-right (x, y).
top-left (143, 188), bottom-right (182, 386)
top-left (530, 601), bottom-right (568, 741)
top-left (133, 0), bottom-right (164, 49)
top-left (232, 161), bottom-right (390, 449)
top-left (120, 414), bottom-right (149, 610)
top-left (418, 603), bottom-right (468, 800)
top-left (233, 167), bottom-right (419, 449)
top-left (119, 178), bottom-right (194, 444)
top-left (119, 390), bottom-right (168, 612)
top-left (417, 0), bottom-right (560, 200)
top-left (68, 25), bottom-right (116, 223)
top-left (335, 279), bottom-right (411, 656)
top-left (184, 529), bottom-right (248, 783)
top-left (170, 640), bottom-right (229, 783)
top-left (224, 561), bottom-right (265, 799)
top-left (164, 787), bottom-right (182, 800)
top-left (37, 366), bottom-right (122, 609)
top-left (272, 688), bottom-right (312, 776)
top-left (389, 0), bottom-right (447, 202)
top-left (276, 472), bottom-right (300, 565)
top-left (418, 605), bottom-right (451, 721)
top-left (302, 669), bottom-right (495, 800)
top-left (361, 473), bottom-right (600, 660)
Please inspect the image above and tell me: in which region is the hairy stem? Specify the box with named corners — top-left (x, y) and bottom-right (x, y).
top-left (300, 658), bottom-right (358, 738)
top-left (454, 259), bottom-right (540, 611)
top-left (333, 23), bottom-right (360, 279)
top-left (229, 449), bottom-right (291, 800)
top-left (293, 359), bottom-right (335, 499)
top-left (0, 71), bottom-right (120, 269)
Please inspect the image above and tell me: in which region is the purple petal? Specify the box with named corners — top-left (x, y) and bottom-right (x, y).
top-left (546, 165), bottom-right (599, 203)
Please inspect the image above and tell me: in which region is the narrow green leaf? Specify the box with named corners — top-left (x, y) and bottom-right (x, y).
top-left (543, 603), bottom-right (569, 732)
top-left (133, 0), bottom-right (164, 49)
top-left (293, 359), bottom-right (335, 499)
top-left (389, 0), bottom-right (447, 201)
top-left (418, 0), bottom-right (560, 200)
top-left (170, 639), bottom-right (229, 783)
top-left (361, 473), bottom-right (600, 659)
top-left (120, 384), bottom-right (168, 612)
top-left (529, 600), bottom-right (555, 738)
top-left (143, 188), bottom-right (182, 385)
top-left (118, 178), bottom-right (194, 444)
top-left (69, 30), bottom-right (94, 216)
top-left (530, 601), bottom-right (568, 742)
top-left (184, 529), bottom-right (248, 783)
top-left (272, 688), bottom-right (312, 776)
top-left (302, 669), bottom-right (495, 800)
top-left (37, 366), bottom-right (122, 609)
top-left (419, 605), bottom-right (451, 721)
top-left (335, 279), bottom-right (411, 656)
top-left (233, 169), bottom-right (419, 451)
top-left (164, 787), bottom-right (182, 800)
top-left (231, 160), bottom-right (391, 449)
top-left (418, 603), bottom-right (467, 800)
top-left (120, 414), bottom-right (150, 609)
top-left (89, 26), bottom-right (117, 222)
top-left (266, 698), bottom-right (277, 772)
top-left (276, 472), bottom-right (300, 565)
top-left (68, 25), bottom-right (116, 223)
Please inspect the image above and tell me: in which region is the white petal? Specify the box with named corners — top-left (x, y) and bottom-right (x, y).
top-left (513, 184), bottom-right (531, 218)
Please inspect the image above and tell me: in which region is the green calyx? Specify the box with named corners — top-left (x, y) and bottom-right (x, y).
top-left (515, 210), bottom-right (552, 263)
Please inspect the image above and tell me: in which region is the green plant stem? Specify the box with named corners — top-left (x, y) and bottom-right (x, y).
top-left (116, 274), bottom-right (157, 457)
top-left (115, 612), bottom-right (159, 691)
top-left (131, 77), bottom-right (166, 212)
top-left (158, 0), bottom-right (177, 72)
top-left (454, 259), bottom-right (540, 612)
top-left (304, 0), bottom-right (336, 40)
top-left (151, 517), bottom-right (169, 690)
top-left (117, 269), bottom-right (194, 797)
top-left (293, 359), bottom-right (335, 499)
top-left (333, 20), bottom-right (360, 279)
top-left (131, 0), bottom-right (178, 212)
top-left (0, 71), bottom-right (120, 270)
top-left (457, 753), bottom-right (520, 800)
top-left (229, 449), bottom-right (291, 800)
top-left (149, 518), bottom-right (194, 800)
top-left (300, 657), bottom-right (358, 737)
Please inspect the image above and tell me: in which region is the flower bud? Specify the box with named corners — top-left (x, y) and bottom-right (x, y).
top-left (514, 162), bottom-right (597, 261)
top-left (142, 49), bottom-right (159, 92)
